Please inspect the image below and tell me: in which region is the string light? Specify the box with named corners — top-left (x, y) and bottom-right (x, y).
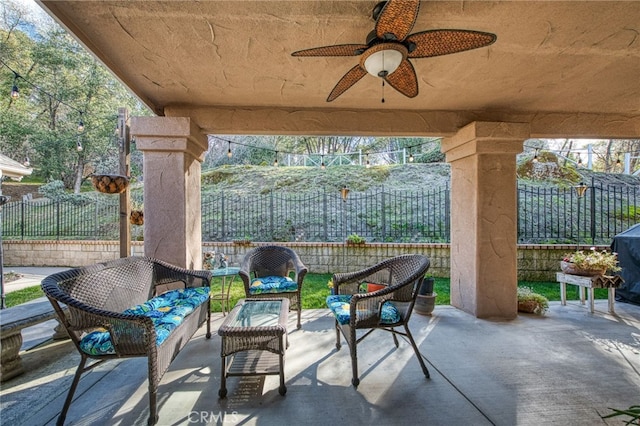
top-left (533, 149), bottom-right (539, 163)
top-left (2, 59), bottom-right (87, 131)
top-left (23, 156), bottom-right (30, 167)
top-left (76, 136), bottom-right (83, 152)
top-left (273, 151), bottom-right (279, 167)
top-left (408, 147), bottom-right (414, 163)
top-left (321, 155), bottom-right (326, 170)
top-left (10, 71), bottom-right (20, 99)
top-left (577, 154), bottom-right (582, 166)
top-left (209, 135), bottom-right (439, 167)
top-left (365, 154), bottom-right (371, 168)
top-left (616, 155), bottom-right (621, 166)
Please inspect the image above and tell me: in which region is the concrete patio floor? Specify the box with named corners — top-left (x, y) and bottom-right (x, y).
top-left (1, 300), bottom-right (639, 426)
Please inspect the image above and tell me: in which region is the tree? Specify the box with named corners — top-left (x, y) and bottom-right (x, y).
top-left (0, 0), bottom-right (150, 192)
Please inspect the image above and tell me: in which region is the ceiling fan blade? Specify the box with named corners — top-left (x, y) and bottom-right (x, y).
top-left (406, 30), bottom-right (497, 58)
top-left (292, 44), bottom-right (368, 57)
top-left (327, 65), bottom-right (367, 102)
top-left (375, 0), bottom-right (420, 42)
top-left (384, 59), bottom-right (418, 98)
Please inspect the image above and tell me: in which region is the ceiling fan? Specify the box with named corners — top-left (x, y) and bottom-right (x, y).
top-left (291, 0), bottom-right (496, 102)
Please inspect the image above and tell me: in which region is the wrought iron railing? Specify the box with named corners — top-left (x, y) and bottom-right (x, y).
top-left (2, 179), bottom-right (639, 244)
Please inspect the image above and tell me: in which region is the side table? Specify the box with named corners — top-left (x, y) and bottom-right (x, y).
top-left (218, 298), bottom-right (289, 398)
top-left (556, 272), bottom-right (623, 314)
top-left (209, 267), bottom-right (240, 315)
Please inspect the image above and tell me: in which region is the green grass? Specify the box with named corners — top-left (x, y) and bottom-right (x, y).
top-left (5, 275), bottom-right (612, 312)
top-left (5, 286), bottom-right (45, 308)
top-left (210, 274), bottom-right (610, 312)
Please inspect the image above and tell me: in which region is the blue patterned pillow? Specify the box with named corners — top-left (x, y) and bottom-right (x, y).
top-left (326, 294), bottom-right (400, 325)
top-left (249, 276), bottom-right (297, 295)
top-left (79, 287), bottom-right (209, 356)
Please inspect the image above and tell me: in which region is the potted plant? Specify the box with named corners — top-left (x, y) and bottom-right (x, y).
top-left (202, 251), bottom-right (216, 270)
top-left (517, 287), bottom-right (549, 315)
top-left (346, 233), bottom-right (366, 245)
top-left (600, 404), bottom-right (640, 424)
top-left (415, 276), bottom-right (437, 316)
top-left (561, 247), bottom-right (621, 276)
top-left (418, 275), bottom-right (435, 296)
top-left (232, 236), bottom-right (252, 245)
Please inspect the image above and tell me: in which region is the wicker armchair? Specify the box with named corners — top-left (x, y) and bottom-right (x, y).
top-left (327, 254), bottom-right (431, 388)
top-left (239, 245), bottom-right (308, 329)
top-left (41, 257), bottom-right (211, 426)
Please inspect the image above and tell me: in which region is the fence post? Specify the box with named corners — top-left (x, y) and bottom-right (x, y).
top-left (590, 177), bottom-right (596, 244)
top-left (270, 190), bottom-right (274, 240)
top-left (221, 193), bottom-right (226, 240)
top-left (381, 188), bottom-right (386, 241)
top-left (20, 201), bottom-right (24, 240)
top-left (93, 197), bottom-right (98, 240)
top-left (445, 182), bottom-right (451, 238)
top-left (323, 189), bottom-right (328, 241)
top-left (56, 201), bottom-right (60, 240)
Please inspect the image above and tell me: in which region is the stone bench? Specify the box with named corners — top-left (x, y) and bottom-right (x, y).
top-left (0, 297), bottom-right (68, 381)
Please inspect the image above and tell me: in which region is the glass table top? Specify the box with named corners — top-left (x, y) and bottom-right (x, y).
top-left (230, 299), bottom-right (283, 328)
top-left (210, 267), bottom-right (240, 277)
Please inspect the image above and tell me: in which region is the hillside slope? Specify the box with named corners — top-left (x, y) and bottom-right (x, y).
top-left (201, 163), bottom-right (639, 194)
top-left (202, 163), bottom-right (451, 194)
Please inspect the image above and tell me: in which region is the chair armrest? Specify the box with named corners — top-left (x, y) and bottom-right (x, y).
top-left (290, 255), bottom-right (308, 288)
top-left (238, 268), bottom-right (252, 294)
top-left (88, 310), bottom-right (156, 356)
top-left (332, 263), bottom-right (391, 295)
top-left (152, 258), bottom-right (211, 289)
top-left (47, 291), bottom-right (156, 356)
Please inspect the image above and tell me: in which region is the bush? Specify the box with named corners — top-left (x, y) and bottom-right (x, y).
top-left (39, 180), bottom-right (92, 205)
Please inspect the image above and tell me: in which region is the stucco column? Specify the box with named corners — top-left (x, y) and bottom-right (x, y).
top-left (130, 117), bottom-right (208, 269)
top-left (442, 122), bottom-right (529, 319)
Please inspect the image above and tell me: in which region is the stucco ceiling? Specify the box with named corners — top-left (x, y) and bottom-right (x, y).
top-left (38, 1), bottom-right (640, 138)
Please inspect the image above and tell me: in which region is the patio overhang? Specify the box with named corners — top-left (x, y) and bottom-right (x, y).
top-left (36, 0), bottom-right (640, 138)
top-left (34, 0), bottom-right (640, 318)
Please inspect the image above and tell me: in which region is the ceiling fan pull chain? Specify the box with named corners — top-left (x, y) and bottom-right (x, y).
top-left (381, 80), bottom-right (385, 103)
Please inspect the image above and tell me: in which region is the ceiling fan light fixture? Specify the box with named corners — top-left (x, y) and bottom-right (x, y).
top-left (364, 49), bottom-right (402, 77)
top-left (361, 43), bottom-right (407, 78)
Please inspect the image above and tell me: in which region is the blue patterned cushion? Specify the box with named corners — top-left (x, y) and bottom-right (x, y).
top-left (79, 287), bottom-right (209, 356)
top-left (248, 276), bottom-right (297, 295)
top-left (326, 294), bottom-right (400, 325)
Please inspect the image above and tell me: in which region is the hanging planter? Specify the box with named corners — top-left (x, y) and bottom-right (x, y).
top-left (130, 210), bottom-right (144, 225)
top-left (91, 174), bottom-right (129, 194)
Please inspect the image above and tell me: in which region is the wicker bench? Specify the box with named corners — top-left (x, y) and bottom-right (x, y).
top-left (41, 257), bottom-right (212, 426)
top-left (0, 297), bottom-right (68, 382)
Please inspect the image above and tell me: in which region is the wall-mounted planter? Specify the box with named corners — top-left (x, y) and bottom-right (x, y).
top-left (130, 210), bottom-right (144, 225)
top-left (91, 174), bottom-right (129, 194)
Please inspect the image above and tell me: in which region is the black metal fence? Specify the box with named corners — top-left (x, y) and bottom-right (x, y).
top-left (3, 179), bottom-right (639, 244)
top-left (518, 180), bottom-right (640, 244)
top-left (201, 186), bottom-right (451, 243)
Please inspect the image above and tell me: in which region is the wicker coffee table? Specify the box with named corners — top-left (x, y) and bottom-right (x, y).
top-left (218, 298), bottom-right (289, 398)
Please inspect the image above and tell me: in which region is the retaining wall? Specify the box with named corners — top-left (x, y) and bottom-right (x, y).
top-left (3, 240), bottom-right (601, 281)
